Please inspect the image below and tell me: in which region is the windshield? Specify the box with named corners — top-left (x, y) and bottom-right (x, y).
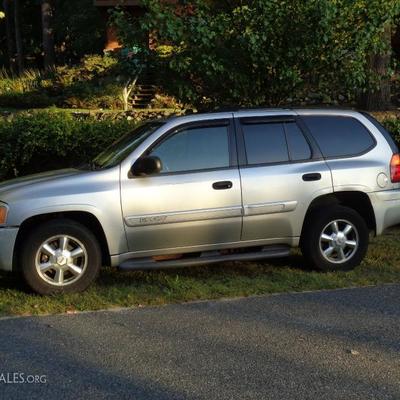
top-left (92, 121), bottom-right (164, 169)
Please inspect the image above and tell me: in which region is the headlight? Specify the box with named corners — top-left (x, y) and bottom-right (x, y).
top-left (0, 205), bottom-right (8, 225)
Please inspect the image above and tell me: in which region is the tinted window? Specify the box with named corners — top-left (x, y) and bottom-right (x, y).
top-left (303, 116), bottom-right (375, 158)
top-left (361, 112), bottom-right (398, 153)
top-left (242, 123), bottom-right (289, 164)
top-left (285, 122), bottom-right (312, 161)
top-left (93, 121), bottom-right (163, 168)
top-left (149, 125), bottom-right (230, 173)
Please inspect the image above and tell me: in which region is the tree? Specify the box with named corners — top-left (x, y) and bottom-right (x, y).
top-left (359, 24), bottom-right (393, 110)
top-left (112, 0), bottom-right (400, 109)
top-left (41, 0), bottom-right (55, 69)
top-left (3, 0), bottom-right (15, 71)
top-left (13, 0), bottom-right (23, 73)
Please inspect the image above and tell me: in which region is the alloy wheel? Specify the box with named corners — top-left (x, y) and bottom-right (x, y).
top-left (35, 235), bottom-right (88, 286)
top-left (319, 219), bottom-right (359, 264)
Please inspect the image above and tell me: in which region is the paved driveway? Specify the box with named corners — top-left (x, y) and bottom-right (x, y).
top-left (0, 285), bottom-right (399, 400)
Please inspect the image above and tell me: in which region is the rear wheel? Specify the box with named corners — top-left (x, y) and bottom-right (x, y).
top-left (21, 219), bottom-right (101, 295)
top-left (301, 206), bottom-right (369, 271)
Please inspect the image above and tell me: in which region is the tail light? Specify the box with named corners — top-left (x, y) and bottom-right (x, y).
top-left (390, 154), bottom-right (400, 183)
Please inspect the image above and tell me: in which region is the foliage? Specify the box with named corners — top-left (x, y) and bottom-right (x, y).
top-left (0, 53), bottom-right (177, 110)
top-left (53, 54), bottom-right (124, 109)
top-left (0, 108), bottom-right (183, 180)
top-left (53, 0), bottom-right (105, 64)
top-left (0, 0), bottom-right (105, 69)
top-left (382, 117), bottom-right (400, 144)
top-left (0, 108), bottom-right (396, 181)
top-left (0, 55), bottom-right (129, 109)
top-left (0, 68), bottom-right (55, 108)
top-left (0, 110), bottom-right (132, 179)
top-left (112, 0), bottom-right (400, 108)
top-left (150, 93), bottom-right (186, 110)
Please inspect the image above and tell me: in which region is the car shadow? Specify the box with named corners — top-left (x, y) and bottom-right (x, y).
top-left (0, 253), bottom-right (319, 293)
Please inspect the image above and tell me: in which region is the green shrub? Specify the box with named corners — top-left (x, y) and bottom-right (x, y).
top-left (0, 110), bottom-right (133, 179)
top-left (0, 55), bottom-right (127, 110)
top-left (382, 118), bottom-right (400, 145)
top-left (1, 109), bottom-right (394, 183)
top-left (0, 108), bottom-right (183, 181)
top-left (112, 0), bottom-right (400, 108)
top-left (0, 68), bottom-right (56, 108)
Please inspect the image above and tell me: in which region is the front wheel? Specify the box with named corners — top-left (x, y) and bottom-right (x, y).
top-left (301, 206), bottom-right (369, 272)
top-left (21, 219), bottom-right (101, 295)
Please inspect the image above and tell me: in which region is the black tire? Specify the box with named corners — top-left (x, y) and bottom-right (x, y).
top-left (300, 206), bottom-right (369, 272)
top-left (21, 219), bottom-right (101, 295)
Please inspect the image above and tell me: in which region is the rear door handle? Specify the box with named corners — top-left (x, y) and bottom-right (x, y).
top-left (302, 173), bottom-right (321, 182)
top-left (212, 181), bottom-right (233, 190)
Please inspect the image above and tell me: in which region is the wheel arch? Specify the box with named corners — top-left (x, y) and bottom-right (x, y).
top-left (13, 211), bottom-right (111, 271)
top-left (301, 191), bottom-right (376, 241)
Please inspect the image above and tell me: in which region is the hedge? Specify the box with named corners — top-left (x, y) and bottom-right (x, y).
top-left (0, 109), bottom-right (181, 180)
top-left (0, 110), bottom-right (399, 181)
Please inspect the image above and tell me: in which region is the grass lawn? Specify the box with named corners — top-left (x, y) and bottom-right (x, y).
top-left (0, 227), bottom-right (399, 317)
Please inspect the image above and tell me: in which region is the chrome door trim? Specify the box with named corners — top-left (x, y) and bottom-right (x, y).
top-left (125, 200), bottom-right (298, 227)
top-left (243, 201), bottom-right (298, 216)
top-left (124, 205), bottom-right (243, 227)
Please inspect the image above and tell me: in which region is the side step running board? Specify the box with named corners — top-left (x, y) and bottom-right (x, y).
top-left (119, 246), bottom-right (290, 271)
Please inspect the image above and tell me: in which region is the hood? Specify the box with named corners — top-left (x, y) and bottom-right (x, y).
top-left (0, 169), bottom-right (84, 203)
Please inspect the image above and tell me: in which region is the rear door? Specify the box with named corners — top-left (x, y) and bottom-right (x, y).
top-left (235, 113), bottom-right (333, 242)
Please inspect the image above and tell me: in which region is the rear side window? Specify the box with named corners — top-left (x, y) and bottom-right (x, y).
top-left (302, 116), bottom-right (375, 158)
top-left (241, 121), bottom-right (312, 165)
top-left (285, 122), bottom-right (312, 161)
top-left (242, 123), bottom-right (289, 164)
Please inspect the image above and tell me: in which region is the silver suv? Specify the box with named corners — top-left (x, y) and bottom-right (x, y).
top-left (1, 109), bottom-right (400, 294)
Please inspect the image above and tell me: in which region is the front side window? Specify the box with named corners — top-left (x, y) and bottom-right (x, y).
top-left (149, 125), bottom-right (230, 173)
top-left (302, 116), bottom-right (375, 158)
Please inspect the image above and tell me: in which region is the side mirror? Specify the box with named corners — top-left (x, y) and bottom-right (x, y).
top-left (131, 156), bottom-right (162, 176)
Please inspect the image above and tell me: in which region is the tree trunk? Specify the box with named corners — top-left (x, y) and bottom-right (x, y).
top-left (359, 25), bottom-right (392, 111)
top-left (41, 0), bottom-right (55, 69)
top-left (3, 0), bottom-right (16, 71)
top-left (13, 0), bottom-right (23, 73)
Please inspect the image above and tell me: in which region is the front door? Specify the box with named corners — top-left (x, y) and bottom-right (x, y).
top-left (120, 119), bottom-right (243, 254)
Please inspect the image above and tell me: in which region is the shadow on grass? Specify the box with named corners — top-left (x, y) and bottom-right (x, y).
top-left (0, 254), bottom-right (310, 293)
top-left (95, 254), bottom-right (312, 287)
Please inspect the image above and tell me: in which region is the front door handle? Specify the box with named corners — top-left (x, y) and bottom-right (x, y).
top-left (302, 173), bottom-right (322, 182)
top-left (212, 181), bottom-right (233, 190)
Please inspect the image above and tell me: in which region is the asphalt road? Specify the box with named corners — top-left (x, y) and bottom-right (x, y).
top-left (0, 285), bottom-right (399, 400)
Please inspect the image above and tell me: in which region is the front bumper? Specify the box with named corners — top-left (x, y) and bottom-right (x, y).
top-left (0, 227), bottom-right (18, 271)
top-left (370, 189), bottom-right (400, 235)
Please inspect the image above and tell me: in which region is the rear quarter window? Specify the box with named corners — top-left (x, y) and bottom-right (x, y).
top-left (361, 112), bottom-right (398, 154)
top-left (302, 116), bottom-right (376, 158)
